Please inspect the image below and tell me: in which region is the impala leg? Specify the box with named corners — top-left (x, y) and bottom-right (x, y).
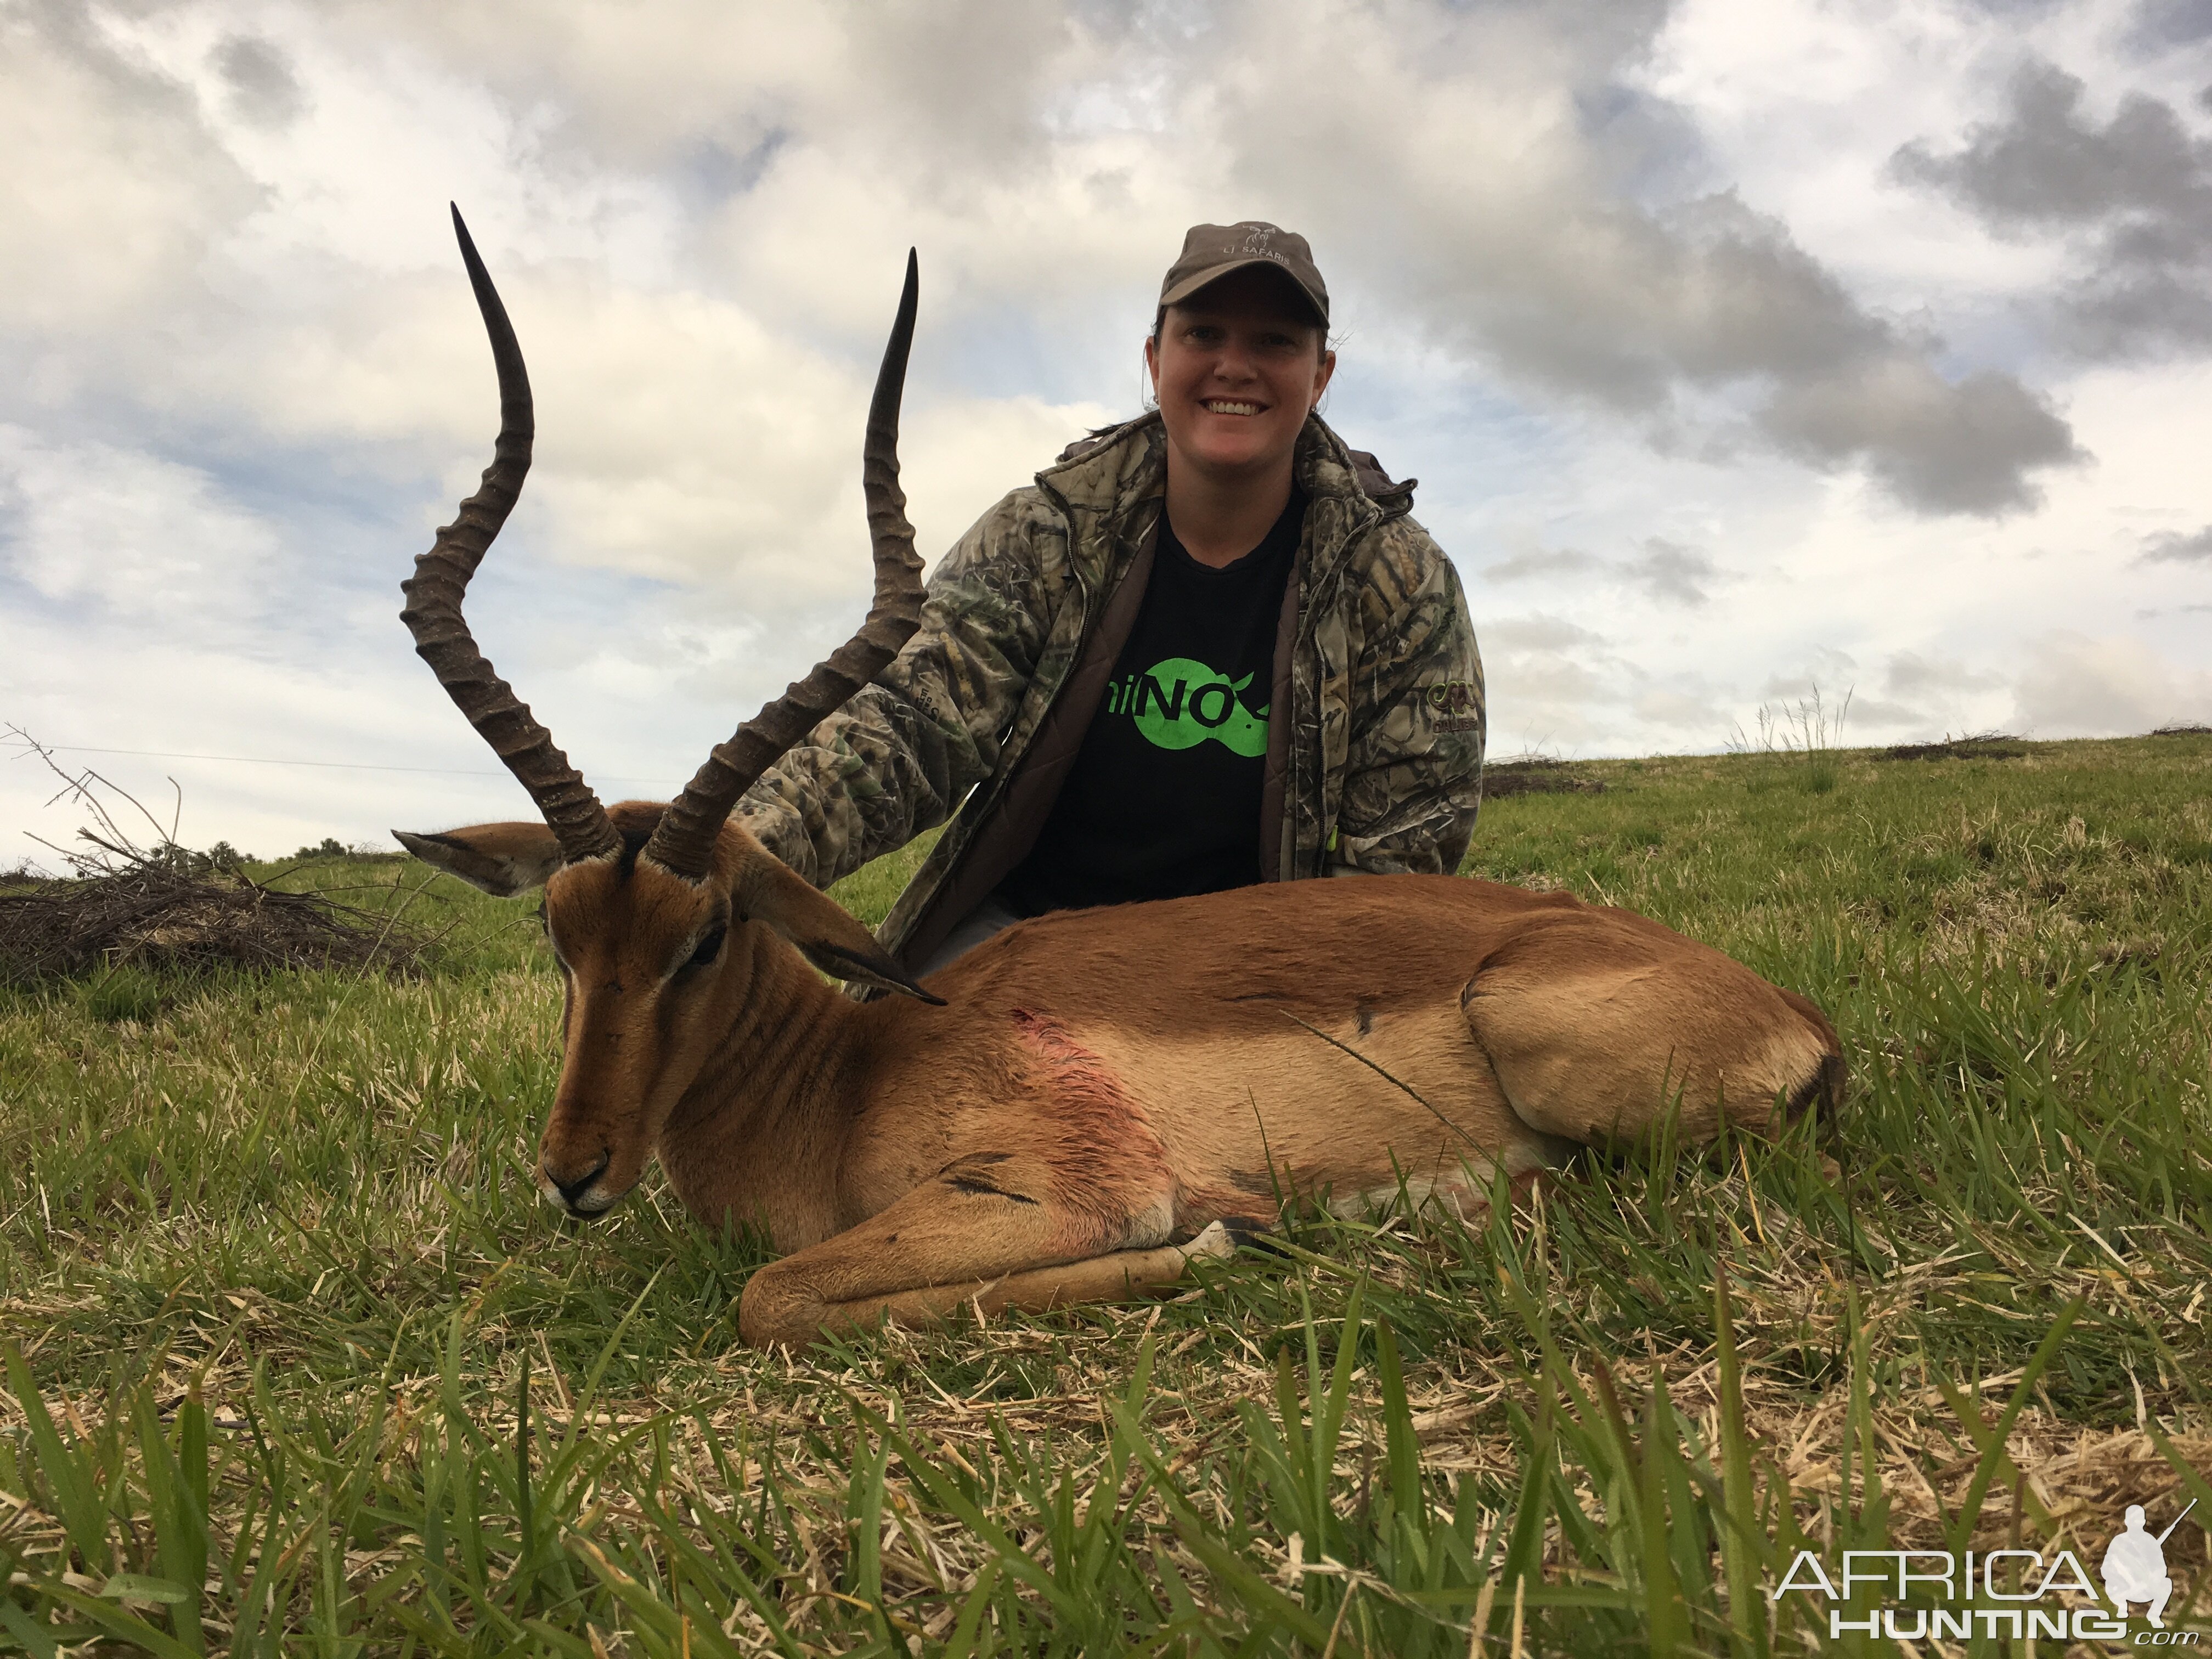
top-left (776, 1226), bottom-right (1233, 1345)
top-left (736, 1159), bottom-right (1226, 1348)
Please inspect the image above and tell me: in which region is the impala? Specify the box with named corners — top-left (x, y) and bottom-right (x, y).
top-left (398, 210), bottom-right (1844, 1347)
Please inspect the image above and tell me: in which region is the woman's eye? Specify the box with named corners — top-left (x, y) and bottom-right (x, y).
top-left (685, 928), bottom-right (726, 971)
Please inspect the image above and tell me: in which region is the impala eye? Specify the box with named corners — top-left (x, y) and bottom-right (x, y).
top-left (537, 903), bottom-right (571, 972)
top-left (684, 927), bottom-right (727, 972)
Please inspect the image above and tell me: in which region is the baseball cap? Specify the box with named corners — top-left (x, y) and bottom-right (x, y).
top-left (1158, 221), bottom-right (1329, 328)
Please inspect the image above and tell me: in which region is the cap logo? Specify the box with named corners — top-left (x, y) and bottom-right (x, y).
top-left (1238, 227), bottom-right (1286, 263)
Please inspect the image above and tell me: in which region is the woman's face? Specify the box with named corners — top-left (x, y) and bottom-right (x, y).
top-left (1145, 268), bottom-right (1335, 484)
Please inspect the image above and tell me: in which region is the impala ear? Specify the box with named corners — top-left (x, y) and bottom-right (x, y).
top-left (736, 855), bottom-right (946, 1005)
top-left (394, 824), bottom-right (565, 896)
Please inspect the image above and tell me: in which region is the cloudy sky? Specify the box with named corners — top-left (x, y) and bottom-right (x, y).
top-left (3, 0), bottom-right (2209, 866)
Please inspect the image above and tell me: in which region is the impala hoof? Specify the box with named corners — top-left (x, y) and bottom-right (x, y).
top-left (1181, 1220), bottom-right (1238, 1263)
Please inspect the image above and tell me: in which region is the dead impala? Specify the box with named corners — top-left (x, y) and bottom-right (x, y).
top-left (397, 209), bottom-right (1844, 1347)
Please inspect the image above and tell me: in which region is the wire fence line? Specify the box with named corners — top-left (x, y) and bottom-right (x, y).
top-left (4, 741), bottom-right (670, 785)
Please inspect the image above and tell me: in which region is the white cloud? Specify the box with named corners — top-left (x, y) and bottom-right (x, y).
top-left (1485, 612), bottom-right (1604, 652)
top-left (0, 427), bottom-right (288, 623)
top-left (1624, 538), bottom-right (1725, 606)
top-left (0, 7), bottom-right (257, 336)
top-left (1634, 687), bottom-right (1728, 731)
top-left (2011, 630), bottom-right (2212, 734)
top-left (1886, 648), bottom-right (2003, 697)
top-left (1483, 547), bottom-right (1604, 584)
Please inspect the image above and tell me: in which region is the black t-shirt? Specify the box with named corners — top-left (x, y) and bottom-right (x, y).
top-left (997, 490), bottom-right (1301, 916)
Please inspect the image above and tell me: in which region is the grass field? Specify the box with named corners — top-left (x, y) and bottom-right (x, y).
top-left (1, 732), bottom-right (2208, 1656)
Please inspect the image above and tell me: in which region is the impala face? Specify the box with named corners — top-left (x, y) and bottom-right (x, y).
top-left (534, 845), bottom-right (732, 1216)
top-left (397, 809), bottom-right (935, 1220)
top-left (396, 815), bottom-right (730, 1218)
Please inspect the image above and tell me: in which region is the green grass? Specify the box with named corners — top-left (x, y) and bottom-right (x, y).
top-left (1, 734), bottom-right (2207, 1655)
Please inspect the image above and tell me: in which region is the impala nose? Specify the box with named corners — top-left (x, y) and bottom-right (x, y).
top-left (545, 1153), bottom-right (612, 1211)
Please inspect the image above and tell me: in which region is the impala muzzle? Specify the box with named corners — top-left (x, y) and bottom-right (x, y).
top-left (541, 1151), bottom-right (616, 1216)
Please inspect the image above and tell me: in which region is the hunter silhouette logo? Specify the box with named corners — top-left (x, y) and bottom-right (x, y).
top-left (2104, 1500), bottom-right (2190, 1628)
top-left (1106, 658), bottom-right (1269, 757)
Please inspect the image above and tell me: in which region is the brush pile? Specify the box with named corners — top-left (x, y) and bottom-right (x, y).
top-left (1483, 755), bottom-right (1607, 798)
top-left (0, 837), bottom-right (428, 984)
top-left (0, 729), bottom-right (427, 984)
top-left (1881, 731), bottom-right (2027, 760)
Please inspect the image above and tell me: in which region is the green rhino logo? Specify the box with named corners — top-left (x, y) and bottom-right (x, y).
top-left (1115, 657), bottom-right (1269, 757)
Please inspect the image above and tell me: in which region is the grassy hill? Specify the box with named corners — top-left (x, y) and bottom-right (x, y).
top-left (1, 732), bottom-right (2207, 1654)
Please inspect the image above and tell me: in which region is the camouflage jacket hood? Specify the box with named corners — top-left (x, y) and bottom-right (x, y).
top-left (736, 409), bottom-right (1486, 968)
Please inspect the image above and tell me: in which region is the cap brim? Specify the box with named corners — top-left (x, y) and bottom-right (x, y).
top-left (1160, 259), bottom-right (1328, 326)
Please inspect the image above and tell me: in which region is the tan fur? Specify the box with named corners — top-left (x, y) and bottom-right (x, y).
top-left (402, 806), bottom-right (1844, 1347)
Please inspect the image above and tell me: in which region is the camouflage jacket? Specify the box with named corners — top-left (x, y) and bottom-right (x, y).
top-left (735, 410), bottom-right (1486, 968)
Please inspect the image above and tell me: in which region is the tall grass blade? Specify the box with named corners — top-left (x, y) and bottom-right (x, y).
top-left (1640, 1369), bottom-right (1685, 1658)
top-left (1944, 1295), bottom-right (2085, 1551)
top-left (1712, 1267), bottom-right (1769, 1659)
top-left (1374, 1317), bottom-right (1426, 1551)
top-left (4, 1344), bottom-right (108, 1574)
top-left (132, 1385), bottom-right (208, 1653)
top-left (939, 1559), bottom-right (1003, 1659)
top-left (515, 1346), bottom-right (534, 1618)
top-left (1498, 1386), bottom-right (1555, 1602)
top-left (31, 1584), bottom-right (201, 1659)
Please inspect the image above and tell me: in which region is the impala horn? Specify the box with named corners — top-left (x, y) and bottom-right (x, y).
top-left (400, 205), bottom-right (622, 865)
top-left (641, 249), bottom-right (926, 880)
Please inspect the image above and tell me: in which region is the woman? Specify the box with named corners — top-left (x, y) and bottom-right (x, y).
top-left (735, 221), bottom-right (1487, 977)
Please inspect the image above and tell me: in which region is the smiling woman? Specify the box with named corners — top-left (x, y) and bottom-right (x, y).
top-left (726, 218), bottom-right (1489, 978)
top-left (1141, 252), bottom-right (1336, 565)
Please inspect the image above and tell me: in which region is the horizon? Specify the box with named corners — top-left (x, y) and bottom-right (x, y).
top-left (13, 722), bottom-right (2199, 875)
